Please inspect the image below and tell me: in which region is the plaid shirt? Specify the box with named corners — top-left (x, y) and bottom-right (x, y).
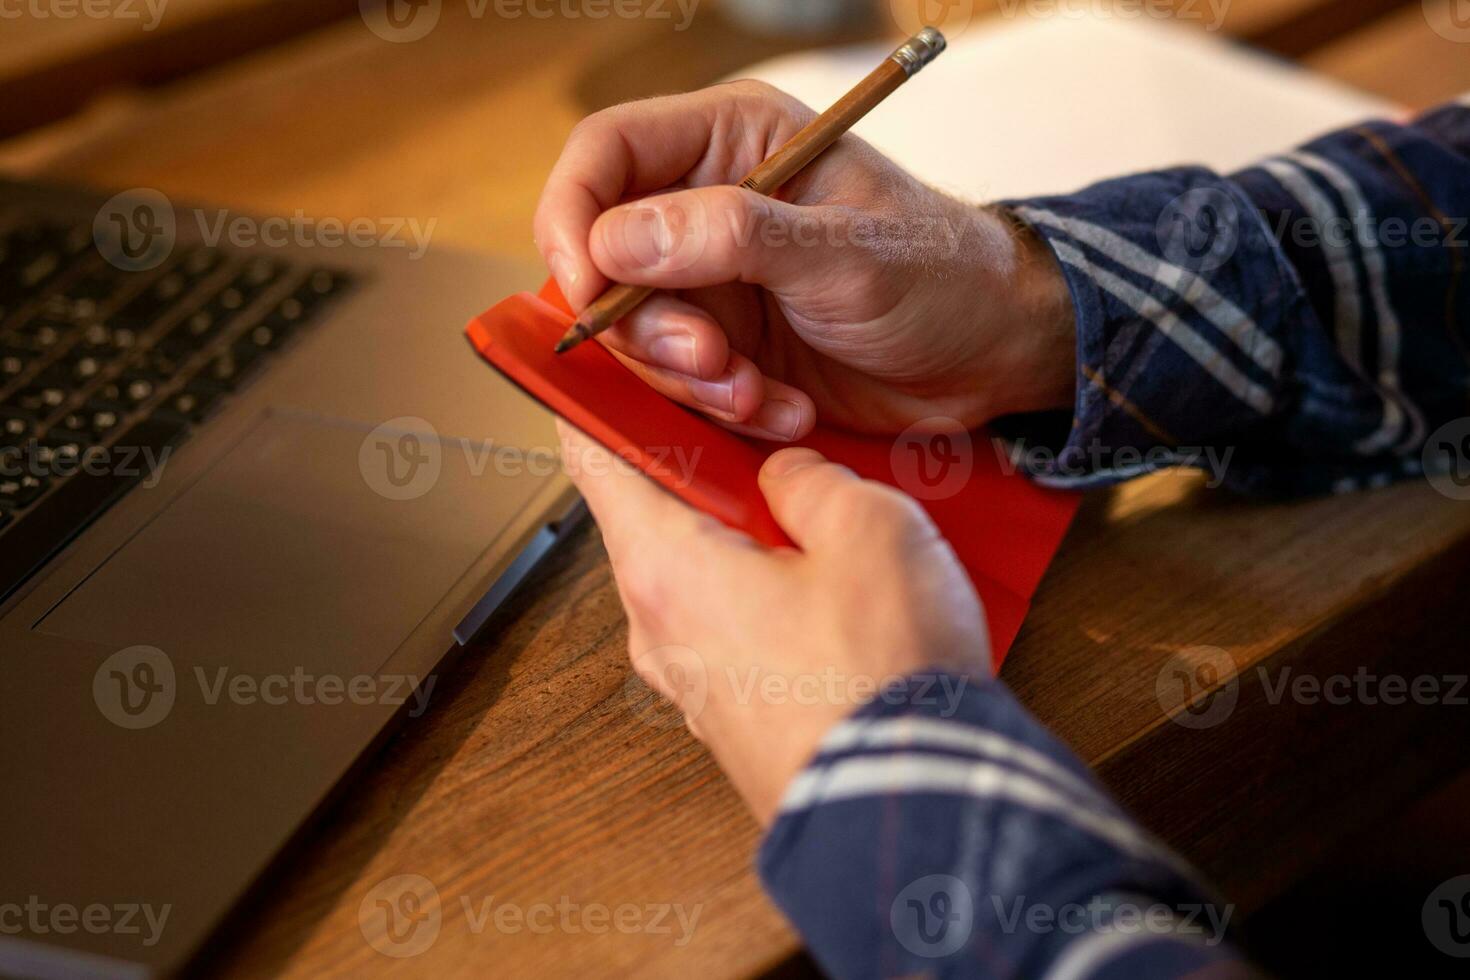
top-left (757, 97), bottom-right (1469, 979)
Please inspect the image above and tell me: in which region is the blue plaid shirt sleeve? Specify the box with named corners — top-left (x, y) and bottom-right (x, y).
top-left (753, 101), bottom-right (1470, 980)
top-left (757, 676), bottom-right (1256, 980)
top-left (998, 98), bottom-right (1470, 496)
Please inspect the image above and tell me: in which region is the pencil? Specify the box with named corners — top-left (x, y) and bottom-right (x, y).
top-left (553, 27), bottom-right (947, 355)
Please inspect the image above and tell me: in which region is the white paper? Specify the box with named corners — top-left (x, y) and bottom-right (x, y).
top-left (729, 13), bottom-right (1396, 200)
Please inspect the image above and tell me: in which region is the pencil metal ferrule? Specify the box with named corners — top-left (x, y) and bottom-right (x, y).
top-left (890, 27), bottom-right (947, 77)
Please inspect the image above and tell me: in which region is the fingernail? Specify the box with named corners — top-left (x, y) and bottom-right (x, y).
top-left (752, 398), bottom-right (804, 441)
top-left (688, 374), bottom-right (735, 413)
top-left (548, 251), bottom-right (579, 293)
top-left (613, 206), bottom-right (672, 268)
top-left (651, 334), bottom-right (699, 376)
top-left (764, 448), bottom-right (823, 478)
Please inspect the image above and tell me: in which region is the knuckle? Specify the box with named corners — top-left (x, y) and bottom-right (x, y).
top-left (585, 94), bottom-right (686, 144)
top-left (881, 486), bottom-right (935, 532)
top-left (731, 78), bottom-right (812, 121)
top-left (566, 111), bottom-right (611, 144)
top-left (704, 188), bottom-right (771, 264)
top-left (826, 481), bottom-right (882, 528)
top-left (728, 78), bottom-right (781, 102)
top-left (679, 515), bottom-right (733, 568)
top-left (614, 546), bottom-right (666, 614)
top-left (852, 483), bottom-right (934, 539)
top-left (703, 185), bottom-right (759, 228)
top-left (611, 513), bottom-right (712, 614)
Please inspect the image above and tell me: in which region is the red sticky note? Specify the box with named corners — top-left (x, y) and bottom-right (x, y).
top-left (466, 281), bottom-right (1079, 668)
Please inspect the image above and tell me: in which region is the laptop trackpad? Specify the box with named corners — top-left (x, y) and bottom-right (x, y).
top-left (37, 412), bottom-right (551, 677)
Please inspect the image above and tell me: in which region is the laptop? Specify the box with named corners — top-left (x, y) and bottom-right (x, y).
top-left (0, 178), bottom-right (580, 978)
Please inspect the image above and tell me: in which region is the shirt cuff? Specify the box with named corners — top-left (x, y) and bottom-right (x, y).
top-left (996, 166), bottom-right (1314, 495)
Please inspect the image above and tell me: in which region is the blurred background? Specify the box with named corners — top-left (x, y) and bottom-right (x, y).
top-left (1, 0), bottom-right (1467, 272)
top-left (2, 0), bottom-right (1467, 137)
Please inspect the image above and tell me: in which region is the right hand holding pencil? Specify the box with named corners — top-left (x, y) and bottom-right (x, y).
top-left (533, 80), bottom-right (1077, 442)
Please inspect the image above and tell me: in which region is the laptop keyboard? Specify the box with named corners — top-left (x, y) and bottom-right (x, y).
top-left (0, 215), bottom-right (355, 604)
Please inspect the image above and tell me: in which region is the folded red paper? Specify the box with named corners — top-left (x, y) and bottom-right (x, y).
top-left (466, 280), bottom-right (1079, 667)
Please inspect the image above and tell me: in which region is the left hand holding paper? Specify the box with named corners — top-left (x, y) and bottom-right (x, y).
top-left (558, 421), bottom-right (990, 825)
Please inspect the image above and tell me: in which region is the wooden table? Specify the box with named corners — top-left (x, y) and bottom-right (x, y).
top-left (2, 2), bottom-right (1468, 976)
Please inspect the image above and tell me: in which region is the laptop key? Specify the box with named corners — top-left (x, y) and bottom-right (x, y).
top-left (276, 269), bottom-right (352, 325)
top-left (0, 346), bottom-right (29, 382)
top-left (267, 296), bottom-right (308, 328)
top-left (0, 473), bottom-right (47, 510)
top-left (10, 317), bottom-right (69, 352)
top-left (235, 257), bottom-right (284, 297)
top-left (10, 381), bottom-right (69, 415)
top-left (35, 431), bottom-right (90, 470)
top-left (59, 404), bottom-right (124, 441)
top-left (148, 270), bottom-right (190, 305)
top-left (238, 322), bottom-right (289, 353)
top-left (177, 247), bottom-right (221, 281)
top-left (0, 408), bottom-right (36, 442)
top-left (200, 347), bottom-right (261, 390)
top-left (157, 381), bottom-right (224, 424)
top-left (77, 323), bottom-right (128, 351)
top-left (300, 268), bottom-right (351, 300)
top-left (56, 350), bottom-right (109, 386)
top-left (213, 287), bottom-right (249, 316)
top-left (95, 373), bottom-right (158, 410)
top-left (177, 307), bottom-right (227, 343)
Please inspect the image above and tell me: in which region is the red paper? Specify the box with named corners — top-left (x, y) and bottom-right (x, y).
top-left (466, 281), bottom-right (1079, 667)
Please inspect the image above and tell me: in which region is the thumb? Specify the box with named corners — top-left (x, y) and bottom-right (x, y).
top-left (589, 185), bottom-right (843, 292)
top-left (759, 448), bottom-right (936, 555)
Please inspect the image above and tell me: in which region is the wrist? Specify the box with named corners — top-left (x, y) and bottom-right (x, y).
top-left (967, 205), bottom-right (1078, 419)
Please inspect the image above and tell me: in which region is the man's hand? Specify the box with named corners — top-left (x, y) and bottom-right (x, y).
top-left (534, 80), bottom-right (1076, 442)
top-left (559, 421), bottom-right (990, 825)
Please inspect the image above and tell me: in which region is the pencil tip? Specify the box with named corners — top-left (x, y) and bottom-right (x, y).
top-left (554, 323), bottom-right (589, 355)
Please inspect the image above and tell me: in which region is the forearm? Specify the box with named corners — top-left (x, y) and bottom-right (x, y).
top-left (758, 675), bottom-right (1258, 979)
top-left (1000, 97), bottom-right (1470, 496)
